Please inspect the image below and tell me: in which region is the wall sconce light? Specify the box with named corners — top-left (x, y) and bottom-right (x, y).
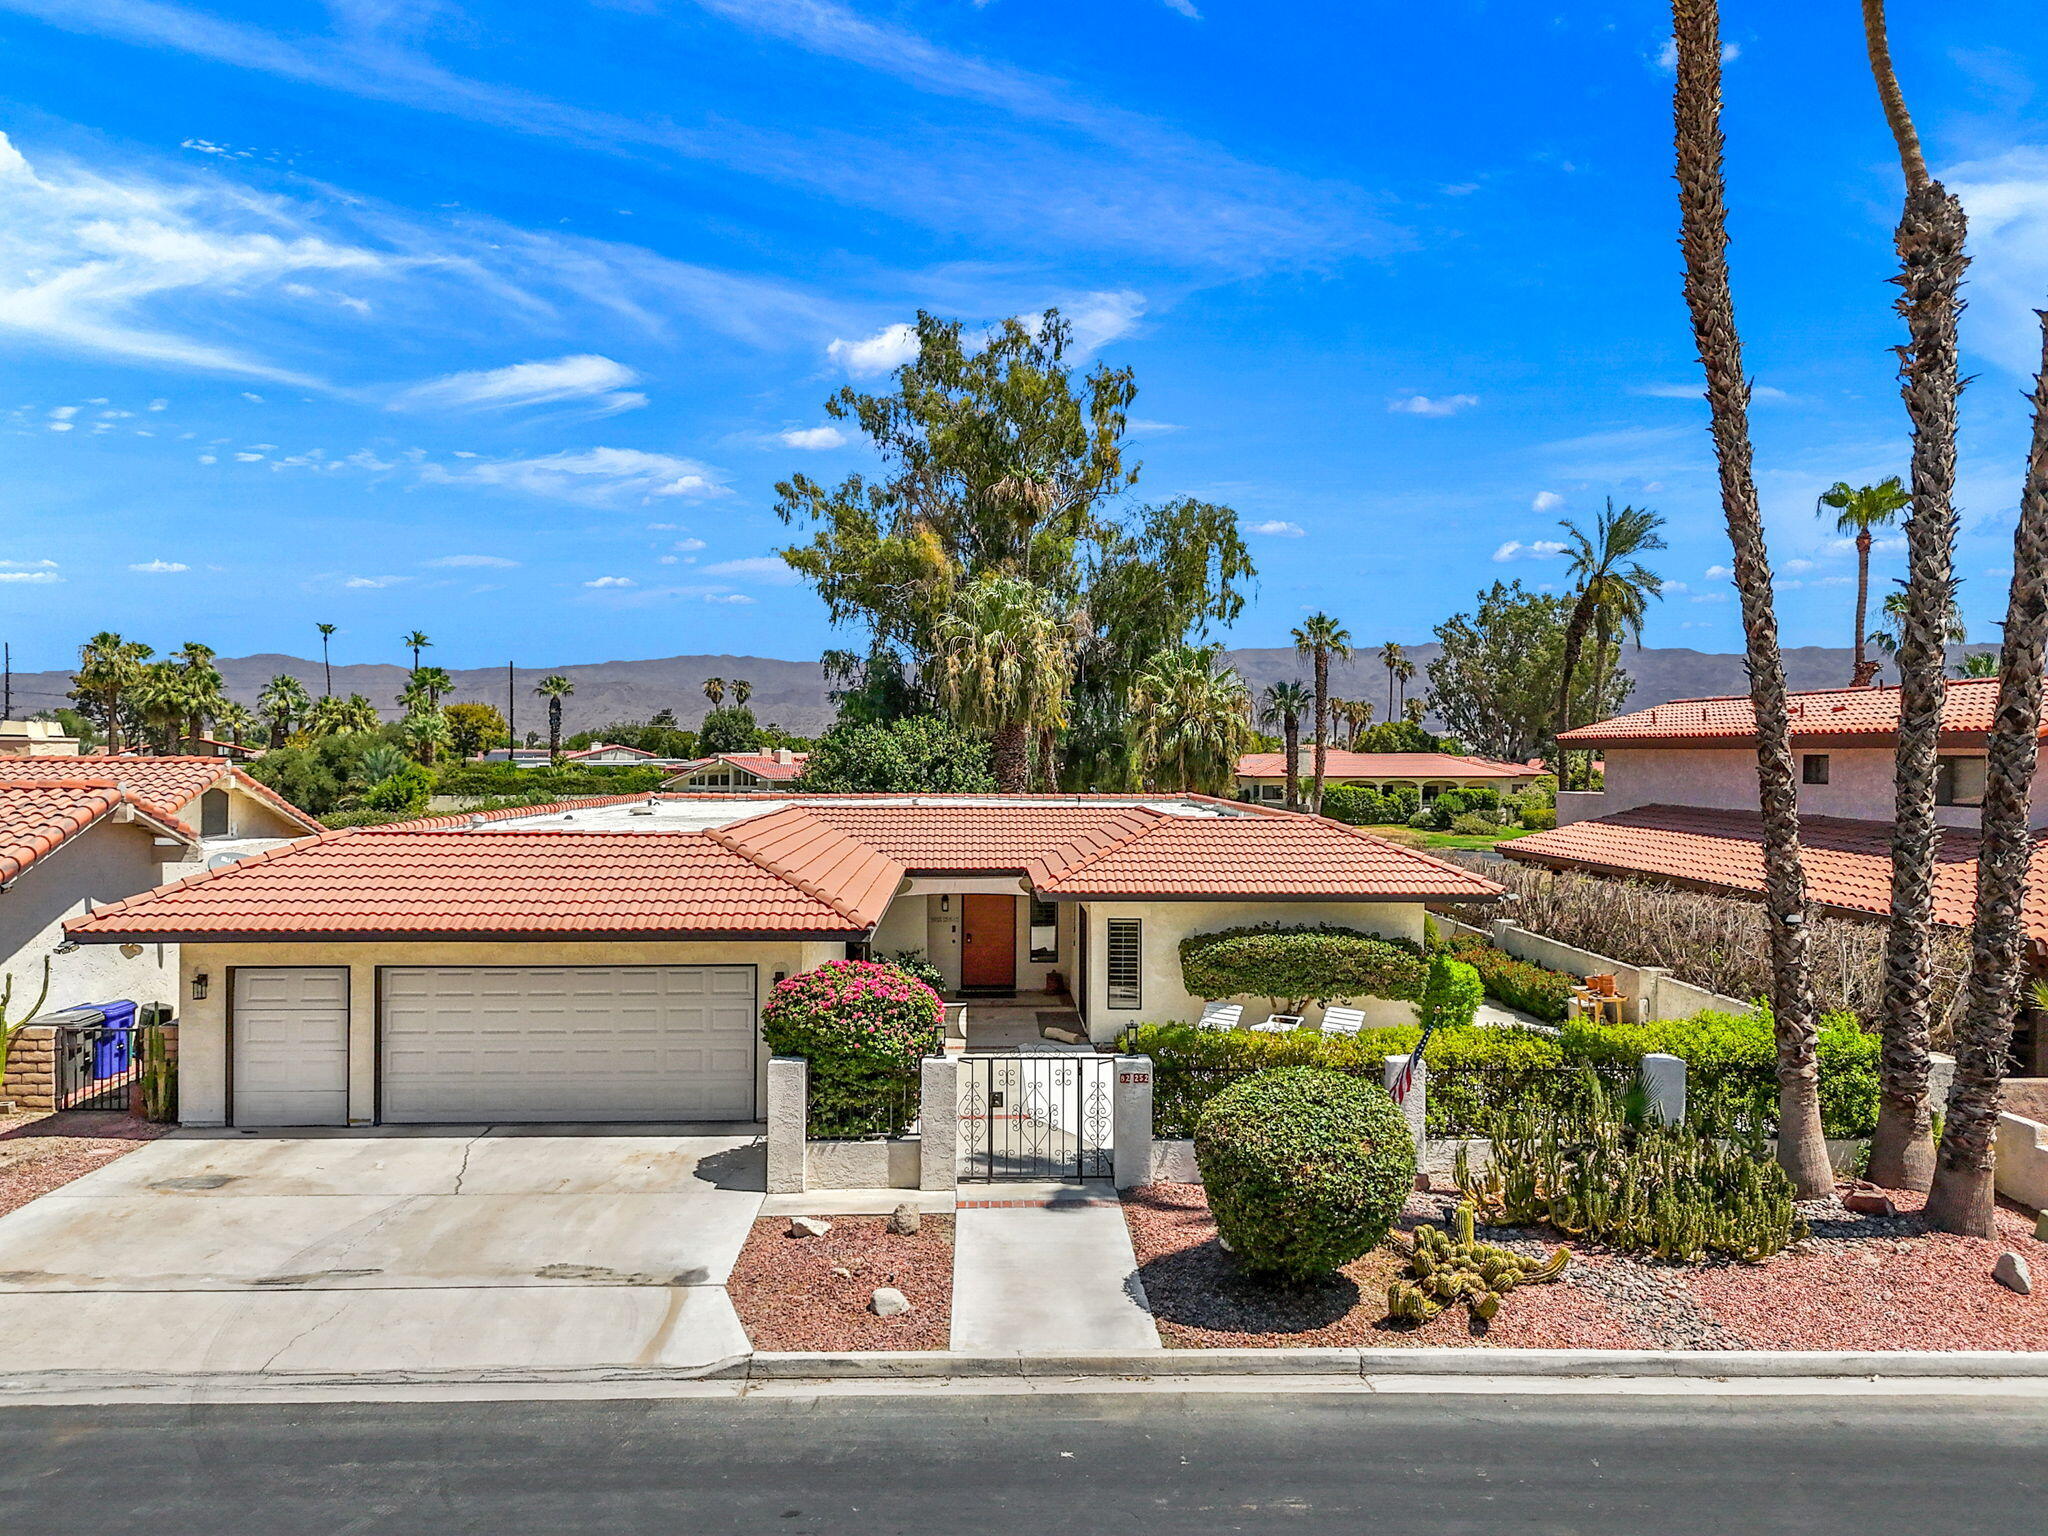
top-left (940, 894), bottom-right (951, 913)
top-left (191, 973), bottom-right (209, 1001)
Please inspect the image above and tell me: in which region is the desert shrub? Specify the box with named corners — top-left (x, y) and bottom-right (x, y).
top-left (759, 960), bottom-right (943, 1138)
top-left (1179, 924), bottom-right (1427, 1013)
top-left (1440, 935), bottom-right (1575, 1022)
top-left (361, 761), bottom-right (434, 814)
top-left (1194, 1067), bottom-right (1416, 1280)
top-left (1419, 954), bottom-right (1484, 1033)
top-left (1406, 808), bottom-right (1439, 829)
top-left (1517, 805), bottom-right (1558, 831)
top-left (1449, 811), bottom-right (1501, 836)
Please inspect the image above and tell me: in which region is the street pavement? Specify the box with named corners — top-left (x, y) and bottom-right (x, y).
top-left (2, 1389), bottom-right (2042, 1534)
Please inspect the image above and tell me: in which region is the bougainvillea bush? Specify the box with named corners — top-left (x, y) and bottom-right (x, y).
top-left (759, 959), bottom-right (944, 1138)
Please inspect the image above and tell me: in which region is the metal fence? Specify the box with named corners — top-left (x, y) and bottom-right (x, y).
top-left (804, 1074), bottom-right (922, 1141)
top-left (55, 1024), bottom-right (145, 1113)
top-left (959, 1053), bottom-right (1114, 1182)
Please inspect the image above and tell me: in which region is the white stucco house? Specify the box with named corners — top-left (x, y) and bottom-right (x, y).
top-left (1235, 749), bottom-right (1543, 806)
top-left (661, 750), bottom-right (808, 791)
top-left (65, 791), bottom-right (1504, 1129)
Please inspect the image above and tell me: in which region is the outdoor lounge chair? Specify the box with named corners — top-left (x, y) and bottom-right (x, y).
top-left (1197, 1002), bottom-right (1243, 1031)
top-left (1251, 1013), bottom-right (1305, 1033)
top-left (1319, 1006), bottom-right (1366, 1036)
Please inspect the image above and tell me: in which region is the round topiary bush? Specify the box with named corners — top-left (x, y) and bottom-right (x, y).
top-left (759, 959), bottom-right (944, 1138)
top-left (1193, 1067), bottom-right (1417, 1281)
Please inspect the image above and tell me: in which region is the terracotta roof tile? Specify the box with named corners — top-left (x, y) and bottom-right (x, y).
top-left (0, 781), bottom-right (197, 884)
top-left (1559, 677), bottom-right (2021, 750)
top-left (0, 755), bottom-right (321, 832)
top-left (1236, 751), bottom-right (1539, 779)
top-left (664, 752), bottom-right (808, 783)
top-left (706, 807), bottom-right (904, 927)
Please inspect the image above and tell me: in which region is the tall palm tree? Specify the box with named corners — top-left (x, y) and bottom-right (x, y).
top-left (1378, 642), bottom-right (1404, 720)
top-left (1870, 589), bottom-right (1966, 658)
top-left (1345, 697), bottom-right (1375, 750)
top-left (404, 631), bottom-right (432, 674)
top-left (1554, 501), bottom-right (1667, 790)
top-left (1259, 680), bottom-right (1312, 812)
top-left (127, 662), bottom-right (193, 753)
top-left (401, 707), bottom-right (450, 767)
top-left (316, 623), bottom-right (336, 697)
top-left (1924, 329), bottom-right (2048, 1234)
top-left (257, 673), bottom-right (312, 749)
top-left (214, 700), bottom-right (256, 750)
top-left (173, 643), bottom-right (224, 749)
top-left (702, 677), bottom-right (726, 709)
top-left (1394, 656), bottom-right (1416, 716)
top-left (1861, 0), bottom-right (1974, 1191)
top-left (1671, 0), bottom-right (1831, 1197)
top-left (71, 632), bottom-right (152, 756)
top-left (1816, 478), bottom-right (1910, 682)
top-left (732, 679), bottom-right (753, 708)
top-left (535, 676), bottom-right (575, 760)
top-left (307, 693), bottom-right (381, 736)
top-left (412, 666), bottom-right (455, 709)
top-left (931, 573), bottom-right (1073, 793)
top-left (1292, 613), bottom-right (1352, 815)
top-left (1130, 645), bottom-right (1255, 796)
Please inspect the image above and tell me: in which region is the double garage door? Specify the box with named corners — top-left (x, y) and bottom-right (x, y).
top-left (231, 965), bottom-right (759, 1125)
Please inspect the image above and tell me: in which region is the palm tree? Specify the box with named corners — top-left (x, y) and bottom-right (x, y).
top-left (1816, 478), bottom-right (1910, 682)
top-left (358, 742), bottom-right (410, 785)
top-left (535, 675), bottom-right (575, 761)
top-left (306, 693), bottom-right (381, 736)
top-left (1554, 501), bottom-right (1667, 790)
top-left (1672, 0), bottom-right (1831, 1197)
top-left (412, 666), bottom-right (455, 709)
top-left (71, 632), bottom-right (153, 756)
top-left (1924, 329), bottom-right (2048, 1234)
top-left (1378, 642), bottom-right (1405, 720)
top-left (1344, 698), bottom-right (1375, 749)
top-left (1956, 651), bottom-right (2000, 678)
top-left (404, 631), bottom-right (433, 674)
top-left (732, 679), bottom-right (753, 708)
top-left (1394, 656), bottom-right (1416, 716)
top-left (1292, 613), bottom-right (1352, 815)
top-left (930, 574), bottom-right (1072, 792)
top-left (1861, 0), bottom-right (1974, 1192)
top-left (173, 643), bottom-right (223, 749)
top-left (257, 674), bottom-right (312, 748)
top-left (401, 707), bottom-right (450, 767)
top-left (316, 623), bottom-right (336, 697)
top-left (214, 700), bottom-right (256, 750)
top-left (127, 662), bottom-right (193, 753)
top-left (701, 677), bottom-right (726, 709)
top-left (1870, 589), bottom-right (1966, 658)
top-left (1130, 645), bottom-right (1255, 796)
top-left (1259, 680), bottom-right (1312, 812)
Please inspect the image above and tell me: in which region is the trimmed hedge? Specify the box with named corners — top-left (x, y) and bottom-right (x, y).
top-left (759, 959), bottom-right (944, 1138)
top-left (1440, 934), bottom-right (1575, 1022)
top-left (1179, 924), bottom-right (1427, 1012)
top-left (1194, 1067), bottom-right (1416, 1280)
top-left (1420, 954), bottom-right (1484, 1033)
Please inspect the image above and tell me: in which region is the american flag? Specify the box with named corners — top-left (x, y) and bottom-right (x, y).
top-left (1390, 1020), bottom-right (1441, 1106)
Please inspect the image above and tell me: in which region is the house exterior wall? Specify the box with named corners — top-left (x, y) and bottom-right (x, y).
top-left (0, 818), bottom-right (181, 1018)
top-left (1075, 899), bottom-right (1428, 1043)
top-left (172, 936), bottom-right (845, 1127)
top-left (870, 890), bottom-right (1077, 995)
top-left (1239, 772), bottom-right (1537, 804)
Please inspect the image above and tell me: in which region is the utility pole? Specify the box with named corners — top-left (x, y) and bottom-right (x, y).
top-left (4, 643), bottom-right (12, 720)
top-left (506, 661), bottom-right (515, 757)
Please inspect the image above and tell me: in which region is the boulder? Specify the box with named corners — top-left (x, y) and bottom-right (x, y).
top-left (887, 1202), bottom-right (922, 1235)
top-left (1994, 1251), bottom-right (2033, 1297)
top-left (788, 1216), bottom-right (832, 1239)
top-left (1841, 1190), bottom-right (1897, 1218)
top-left (870, 1287), bottom-right (912, 1317)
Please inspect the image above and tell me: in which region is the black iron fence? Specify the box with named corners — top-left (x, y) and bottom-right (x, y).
top-left (959, 1053), bottom-right (1114, 1181)
top-left (55, 1023), bottom-right (146, 1112)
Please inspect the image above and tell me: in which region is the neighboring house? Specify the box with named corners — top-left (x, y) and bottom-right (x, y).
top-left (662, 750), bottom-right (809, 792)
top-left (0, 756), bottom-right (323, 872)
top-left (562, 743), bottom-right (660, 765)
top-left (475, 745), bottom-right (692, 768)
top-left (0, 720), bottom-right (82, 757)
top-left (65, 792), bottom-right (1504, 1128)
top-left (1235, 749), bottom-right (1543, 806)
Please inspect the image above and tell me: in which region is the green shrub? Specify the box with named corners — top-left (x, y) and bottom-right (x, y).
top-left (1406, 808), bottom-right (1439, 829)
top-left (318, 808), bottom-right (420, 829)
top-left (1518, 805), bottom-right (1558, 831)
top-left (1441, 935), bottom-right (1575, 1022)
top-left (1194, 1067), bottom-right (1416, 1280)
top-left (1420, 954), bottom-right (1484, 1033)
top-left (1179, 924), bottom-right (1426, 1013)
top-left (1319, 785), bottom-right (1388, 826)
top-left (759, 960), bottom-right (944, 1138)
top-left (361, 761), bottom-right (434, 814)
top-left (878, 949), bottom-right (945, 990)
top-left (1449, 811), bottom-right (1501, 836)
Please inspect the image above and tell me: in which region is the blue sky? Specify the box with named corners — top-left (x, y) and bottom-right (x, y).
top-left (0, 1), bottom-right (2044, 675)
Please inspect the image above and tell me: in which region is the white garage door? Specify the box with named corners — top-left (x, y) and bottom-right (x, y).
top-left (233, 968), bottom-right (350, 1127)
top-left (379, 966), bottom-right (758, 1123)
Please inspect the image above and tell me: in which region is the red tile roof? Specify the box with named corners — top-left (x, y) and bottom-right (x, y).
top-left (1501, 803), bottom-right (2048, 941)
top-left (0, 782), bottom-right (197, 884)
top-left (0, 756), bottom-right (321, 833)
top-left (706, 807), bottom-right (902, 927)
top-left (797, 802), bottom-right (1160, 872)
top-left (1559, 677), bottom-right (2024, 750)
top-left (1237, 750), bottom-right (1539, 780)
top-left (664, 752), bottom-right (808, 783)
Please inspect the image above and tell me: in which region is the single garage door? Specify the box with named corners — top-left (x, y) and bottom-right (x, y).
top-left (379, 966), bottom-right (758, 1123)
top-left (233, 967), bottom-right (350, 1127)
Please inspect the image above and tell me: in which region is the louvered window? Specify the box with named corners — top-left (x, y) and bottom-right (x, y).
top-left (1106, 919), bottom-right (1142, 1010)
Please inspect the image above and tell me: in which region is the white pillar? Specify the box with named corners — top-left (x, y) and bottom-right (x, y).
top-left (1634, 968), bottom-right (1673, 1024)
top-left (1114, 1054), bottom-right (1155, 1190)
top-left (766, 1056), bottom-right (807, 1195)
top-left (1641, 1052), bottom-right (1686, 1126)
top-left (1929, 1051), bottom-right (1958, 1111)
top-left (1383, 1053), bottom-right (1427, 1163)
top-left (918, 1054), bottom-right (960, 1191)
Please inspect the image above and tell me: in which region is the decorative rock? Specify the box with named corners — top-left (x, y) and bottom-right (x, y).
top-left (1994, 1251), bottom-right (2033, 1296)
top-left (870, 1287), bottom-right (912, 1317)
top-left (887, 1202), bottom-right (921, 1235)
top-left (1841, 1190), bottom-right (1897, 1218)
top-left (830, 1265), bottom-right (852, 1279)
top-left (2036, 1210), bottom-right (2048, 1243)
top-left (788, 1216), bottom-right (832, 1239)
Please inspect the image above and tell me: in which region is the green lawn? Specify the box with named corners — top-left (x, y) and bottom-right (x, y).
top-left (1355, 823), bottom-right (1540, 852)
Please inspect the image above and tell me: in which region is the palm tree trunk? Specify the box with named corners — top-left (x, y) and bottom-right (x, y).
top-left (105, 692), bottom-right (124, 757)
top-left (1283, 715), bottom-right (1301, 813)
top-left (1386, 663), bottom-right (1395, 721)
top-left (1864, 0), bottom-right (1970, 1192)
top-left (321, 640), bottom-right (332, 699)
top-left (991, 720), bottom-right (1031, 793)
top-left (1311, 651), bottom-right (1329, 815)
top-left (1852, 529), bottom-right (1873, 679)
top-left (548, 699), bottom-right (563, 760)
top-left (1672, 0), bottom-right (1832, 1198)
top-left (1922, 323), bottom-right (2048, 1234)
top-left (1554, 598), bottom-right (1594, 792)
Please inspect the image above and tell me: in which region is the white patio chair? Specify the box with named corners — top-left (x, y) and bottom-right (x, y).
top-left (1319, 1006), bottom-right (1367, 1037)
top-left (1251, 1013), bottom-right (1305, 1034)
top-left (1197, 1002), bottom-right (1243, 1031)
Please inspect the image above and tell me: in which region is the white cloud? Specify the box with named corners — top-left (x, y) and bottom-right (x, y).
top-left (0, 559), bottom-right (57, 569)
top-left (426, 447), bottom-right (731, 506)
top-left (128, 559), bottom-right (188, 573)
top-left (1949, 146), bottom-right (2048, 377)
top-left (1782, 558), bottom-right (1816, 575)
top-left (1657, 580), bottom-right (1688, 594)
top-left (1531, 490), bottom-right (1564, 512)
top-left (777, 424), bottom-right (848, 450)
top-left (425, 554), bottom-right (519, 568)
top-left (394, 354), bottom-right (646, 415)
top-left (701, 555), bottom-right (800, 585)
top-left (1705, 564), bottom-right (1731, 579)
top-left (827, 322), bottom-right (919, 376)
top-left (1690, 591), bottom-right (1731, 604)
top-left (147, 399), bottom-right (168, 411)
top-left (584, 575), bottom-right (635, 588)
top-left (1125, 418), bottom-right (1183, 436)
top-left (1162, 0), bottom-right (1201, 16)
top-left (1388, 393), bottom-right (1479, 417)
top-left (0, 569), bottom-right (60, 584)
top-left (47, 421), bottom-right (73, 432)
top-left (704, 592), bottom-right (755, 605)
top-left (1493, 538), bottom-right (1569, 562)
top-left (673, 537), bottom-right (708, 552)
top-left (1247, 520), bottom-right (1305, 537)
top-left (1061, 289), bottom-right (1146, 352)
top-left (48, 406), bottom-right (77, 420)
top-left (342, 574), bottom-right (407, 588)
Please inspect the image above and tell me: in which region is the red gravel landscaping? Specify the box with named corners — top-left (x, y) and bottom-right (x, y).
top-left (0, 1111), bottom-right (169, 1220)
top-left (1122, 1182), bottom-right (2048, 1352)
top-left (728, 1214), bottom-right (954, 1352)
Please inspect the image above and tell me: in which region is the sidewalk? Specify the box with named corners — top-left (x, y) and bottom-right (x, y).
top-left (949, 1184), bottom-right (1160, 1354)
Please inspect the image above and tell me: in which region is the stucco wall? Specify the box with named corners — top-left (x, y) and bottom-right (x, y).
top-left (1077, 899), bottom-right (1428, 1042)
top-left (174, 937), bottom-right (844, 1127)
top-left (868, 891), bottom-right (1076, 995)
top-left (0, 817), bottom-right (181, 1018)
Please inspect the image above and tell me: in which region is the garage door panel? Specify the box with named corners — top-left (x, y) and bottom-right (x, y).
top-left (234, 967), bottom-right (349, 1127)
top-left (380, 966), bottom-right (758, 1123)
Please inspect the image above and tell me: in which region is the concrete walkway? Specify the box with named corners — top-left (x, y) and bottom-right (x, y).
top-left (949, 1187), bottom-right (1160, 1354)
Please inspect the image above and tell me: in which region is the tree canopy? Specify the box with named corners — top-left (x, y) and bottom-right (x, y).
top-left (1428, 580), bottom-right (1629, 762)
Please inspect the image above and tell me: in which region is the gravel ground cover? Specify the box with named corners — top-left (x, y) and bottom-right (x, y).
top-left (1122, 1181), bottom-right (2048, 1351)
top-left (0, 1111), bottom-right (168, 1220)
top-left (728, 1214), bottom-right (955, 1352)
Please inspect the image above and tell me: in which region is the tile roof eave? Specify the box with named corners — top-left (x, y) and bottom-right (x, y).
top-left (67, 923), bottom-right (870, 946)
top-left (1033, 887), bottom-right (1509, 903)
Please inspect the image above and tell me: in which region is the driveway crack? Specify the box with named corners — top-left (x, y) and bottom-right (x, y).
top-left (451, 1126), bottom-right (492, 1195)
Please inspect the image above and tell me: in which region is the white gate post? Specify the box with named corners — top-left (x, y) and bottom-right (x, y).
top-left (1641, 1052), bottom-right (1687, 1126)
top-left (766, 1055), bottom-right (808, 1194)
top-left (1114, 1054), bottom-right (1154, 1190)
top-left (1384, 1053), bottom-right (1427, 1164)
top-left (918, 1054), bottom-right (960, 1191)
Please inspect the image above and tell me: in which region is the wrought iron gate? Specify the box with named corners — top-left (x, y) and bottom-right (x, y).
top-left (958, 1052), bottom-right (1113, 1182)
top-left (55, 1024), bottom-right (143, 1112)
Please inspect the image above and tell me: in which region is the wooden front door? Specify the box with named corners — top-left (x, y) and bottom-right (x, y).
top-left (959, 894), bottom-right (1018, 989)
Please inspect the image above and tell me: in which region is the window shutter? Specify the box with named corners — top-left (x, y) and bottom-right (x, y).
top-left (1106, 919), bottom-right (1142, 1010)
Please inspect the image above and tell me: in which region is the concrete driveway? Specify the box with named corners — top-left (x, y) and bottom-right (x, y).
top-left (0, 1125), bottom-right (767, 1387)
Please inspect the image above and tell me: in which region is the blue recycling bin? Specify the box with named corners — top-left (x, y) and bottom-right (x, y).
top-left (86, 1001), bottom-right (140, 1079)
